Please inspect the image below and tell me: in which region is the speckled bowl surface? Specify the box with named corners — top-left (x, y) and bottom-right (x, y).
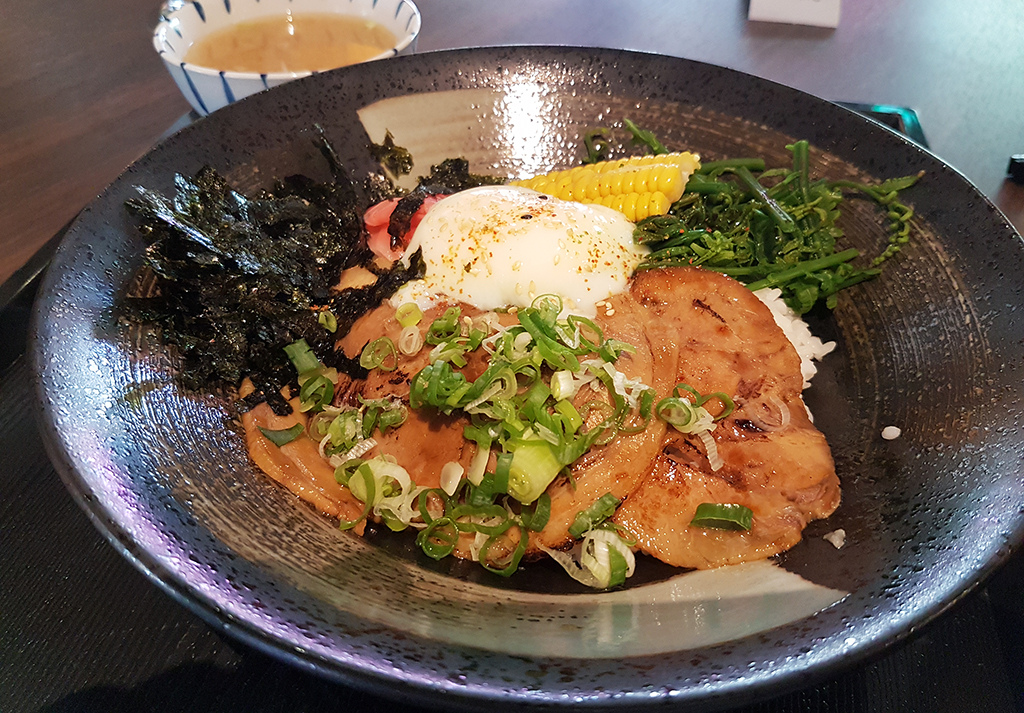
top-left (32, 47), bottom-right (1024, 711)
top-left (154, 0), bottom-right (420, 115)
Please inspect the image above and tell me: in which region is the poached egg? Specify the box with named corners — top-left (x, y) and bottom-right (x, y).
top-left (394, 185), bottom-right (647, 317)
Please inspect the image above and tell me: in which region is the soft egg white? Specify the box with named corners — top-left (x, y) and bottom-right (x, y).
top-left (394, 185), bottom-right (647, 316)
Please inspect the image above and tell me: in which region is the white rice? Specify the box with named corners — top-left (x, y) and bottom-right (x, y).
top-left (753, 287), bottom-right (836, 389)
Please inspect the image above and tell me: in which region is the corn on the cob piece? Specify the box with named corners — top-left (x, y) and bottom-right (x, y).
top-left (510, 151), bottom-right (701, 222)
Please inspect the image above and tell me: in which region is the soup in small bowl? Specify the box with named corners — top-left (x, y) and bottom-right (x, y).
top-left (154, 0), bottom-right (420, 115)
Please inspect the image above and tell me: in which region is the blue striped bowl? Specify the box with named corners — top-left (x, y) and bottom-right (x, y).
top-left (154, 0), bottom-right (420, 115)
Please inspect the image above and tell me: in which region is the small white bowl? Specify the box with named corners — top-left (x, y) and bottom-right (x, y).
top-left (154, 0), bottom-right (421, 116)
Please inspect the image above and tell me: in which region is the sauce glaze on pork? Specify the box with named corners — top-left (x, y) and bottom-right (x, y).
top-left (243, 267), bottom-right (839, 570)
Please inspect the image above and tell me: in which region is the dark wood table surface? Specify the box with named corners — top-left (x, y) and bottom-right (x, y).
top-left (3, 1), bottom-right (1024, 711)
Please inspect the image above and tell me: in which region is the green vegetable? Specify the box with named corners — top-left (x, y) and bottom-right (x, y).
top-left (568, 493), bottom-right (622, 538)
top-left (520, 493), bottom-right (552, 532)
top-left (395, 302), bottom-right (423, 327)
top-left (318, 310), bottom-right (338, 333)
top-left (416, 518), bottom-right (459, 559)
top-left (656, 383), bottom-right (735, 434)
top-left (425, 307), bottom-right (462, 344)
top-left (690, 503), bottom-right (754, 531)
top-left (582, 127), bottom-right (612, 164)
top-left (257, 423), bottom-right (304, 446)
top-left (507, 436), bottom-right (563, 505)
top-left (297, 373), bottom-right (334, 412)
top-left (359, 337), bottom-right (398, 371)
top-left (284, 339), bottom-right (321, 375)
top-left (627, 136), bottom-right (921, 314)
top-left (623, 118), bottom-right (669, 155)
top-left (478, 524), bottom-right (528, 577)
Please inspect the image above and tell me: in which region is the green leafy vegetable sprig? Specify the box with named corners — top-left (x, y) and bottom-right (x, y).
top-left (613, 120), bottom-right (922, 314)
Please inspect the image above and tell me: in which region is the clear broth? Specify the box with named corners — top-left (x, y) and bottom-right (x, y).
top-left (185, 13), bottom-right (397, 74)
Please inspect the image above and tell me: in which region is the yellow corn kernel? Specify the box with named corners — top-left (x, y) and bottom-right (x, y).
top-left (510, 151), bottom-right (700, 221)
top-left (647, 192), bottom-right (671, 217)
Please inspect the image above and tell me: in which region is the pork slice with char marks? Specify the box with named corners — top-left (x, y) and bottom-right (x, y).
top-left (529, 291), bottom-right (676, 552)
top-left (611, 267), bottom-right (839, 568)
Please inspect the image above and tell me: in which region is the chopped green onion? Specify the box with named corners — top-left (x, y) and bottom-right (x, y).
top-left (338, 465), bottom-right (376, 531)
top-left (507, 437), bottom-right (562, 504)
top-left (656, 396), bottom-right (712, 433)
top-left (550, 370), bottom-right (576, 401)
top-left (416, 487), bottom-right (448, 524)
top-left (395, 302), bottom-right (424, 328)
top-left (398, 325), bottom-right (423, 355)
top-left (656, 383), bottom-right (734, 433)
top-left (690, 502), bottom-right (753, 531)
top-left (257, 423), bottom-right (304, 446)
top-left (450, 503), bottom-right (513, 536)
top-left (359, 337), bottom-right (398, 371)
top-left (439, 461), bottom-right (464, 496)
top-left (318, 310), bottom-right (338, 333)
top-left (568, 493), bottom-right (621, 538)
top-left (334, 458), bottom-right (363, 485)
top-left (521, 493), bottom-right (551, 532)
top-left (416, 517), bottom-right (459, 559)
top-left (493, 452), bottom-right (512, 495)
top-left (553, 399), bottom-right (583, 433)
top-left (583, 531), bottom-right (632, 588)
top-left (326, 410), bottom-right (360, 448)
top-left (298, 374), bottom-right (334, 413)
top-left (376, 403), bottom-right (407, 432)
top-left (539, 527), bottom-right (635, 589)
top-left (479, 524), bottom-right (528, 577)
top-left (426, 307), bottom-right (462, 344)
top-left (284, 338), bottom-right (321, 375)
top-left (603, 541), bottom-right (630, 588)
top-left (530, 293), bottom-right (563, 321)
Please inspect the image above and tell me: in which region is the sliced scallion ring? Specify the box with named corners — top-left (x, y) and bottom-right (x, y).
top-left (359, 337), bottom-right (398, 371)
top-left (521, 493), bottom-right (551, 532)
top-left (398, 325), bottom-right (423, 355)
top-left (426, 307), bottom-right (462, 344)
top-left (318, 310), bottom-right (338, 333)
top-left (298, 374), bottom-right (335, 413)
top-left (416, 516), bottom-right (459, 559)
top-left (395, 302), bottom-right (424, 328)
top-left (479, 524), bottom-right (528, 577)
top-left (338, 465), bottom-right (377, 531)
top-left (568, 493), bottom-right (621, 539)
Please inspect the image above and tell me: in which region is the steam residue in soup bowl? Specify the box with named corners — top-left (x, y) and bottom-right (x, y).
top-left (154, 0), bottom-right (420, 115)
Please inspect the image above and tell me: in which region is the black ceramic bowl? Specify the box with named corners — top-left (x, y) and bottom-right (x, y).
top-left (32, 47), bottom-right (1024, 711)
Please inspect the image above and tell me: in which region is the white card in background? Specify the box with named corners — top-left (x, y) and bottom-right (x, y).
top-left (748, 0), bottom-right (842, 28)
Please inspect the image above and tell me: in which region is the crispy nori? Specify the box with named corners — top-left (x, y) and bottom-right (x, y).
top-left (123, 140), bottom-right (498, 415)
top-left (368, 130), bottom-right (414, 178)
top-left (417, 158), bottom-right (505, 193)
top-left (124, 161), bottom-right (417, 414)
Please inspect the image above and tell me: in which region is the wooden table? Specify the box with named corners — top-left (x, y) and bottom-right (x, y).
top-left (1, 0), bottom-right (1023, 287)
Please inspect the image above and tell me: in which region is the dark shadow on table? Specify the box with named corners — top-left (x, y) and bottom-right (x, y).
top-left (36, 654), bottom-right (433, 713)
